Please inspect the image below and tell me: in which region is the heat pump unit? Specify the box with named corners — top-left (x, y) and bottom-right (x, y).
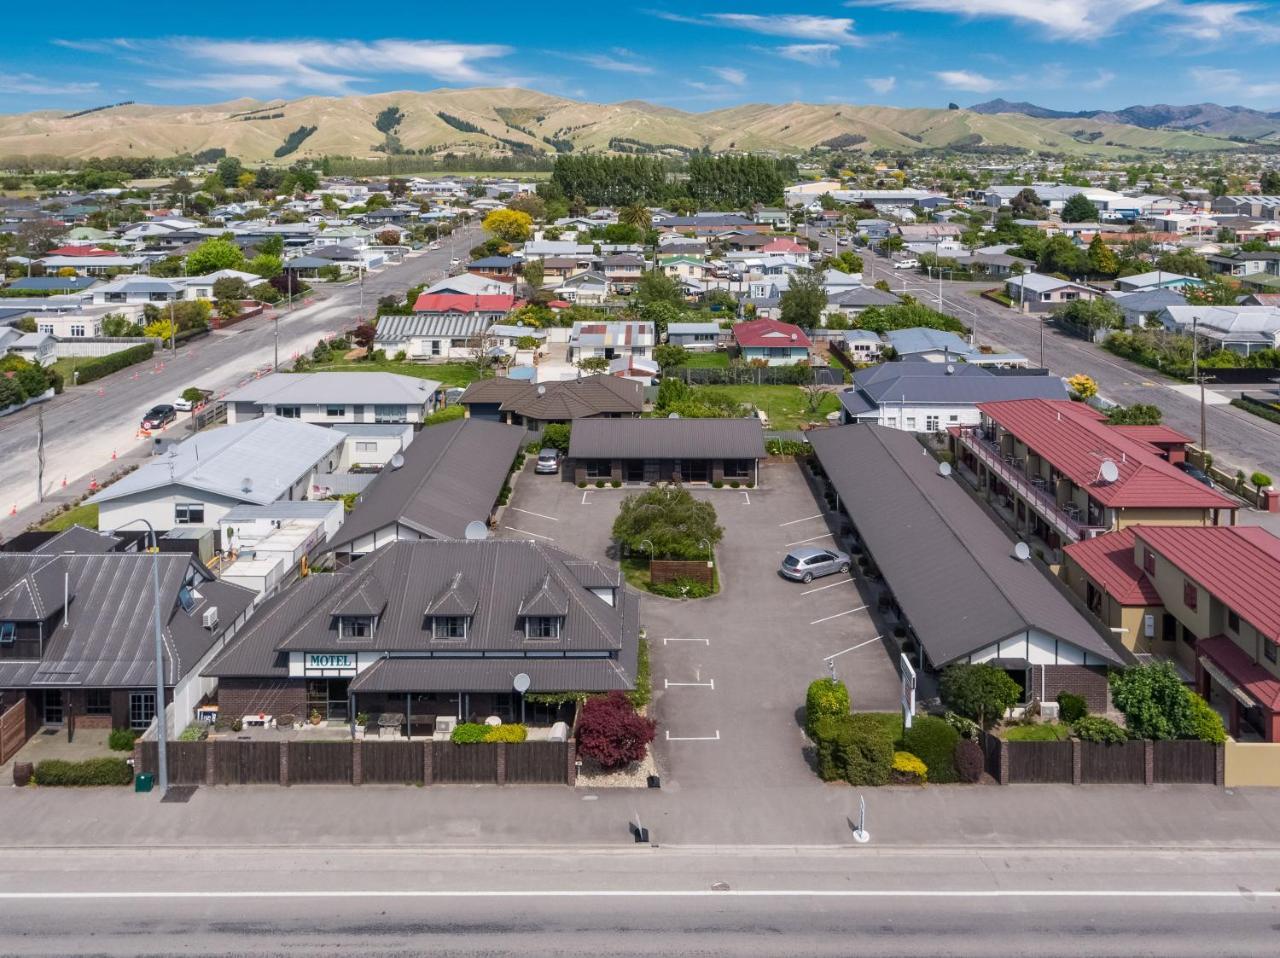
top-left (201, 606), bottom-right (219, 629)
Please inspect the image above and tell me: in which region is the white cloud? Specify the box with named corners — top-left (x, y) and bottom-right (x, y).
top-left (566, 53), bottom-right (654, 75)
top-left (1189, 66), bottom-right (1280, 101)
top-left (657, 11), bottom-right (865, 45)
top-left (853, 0), bottom-right (1166, 41)
top-left (866, 75), bottom-right (897, 94)
top-left (0, 73), bottom-right (99, 96)
top-left (1081, 68), bottom-right (1116, 90)
top-left (934, 69), bottom-right (1001, 92)
top-left (776, 43), bottom-right (841, 66)
top-left (1166, 2), bottom-right (1280, 42)
top-left (710, 66), bottom-right (748, 86)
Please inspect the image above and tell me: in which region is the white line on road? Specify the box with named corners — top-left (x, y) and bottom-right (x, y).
top-left (664, 679), bottom-right (715, 689)
top-left (510, 507), bottom-right (558, 522)
top-left (801, 579), bottom-right (856, 595)
top-left (664, 730), bottom-right (721, 742)
top-left (779, 514), bottom-right (824, 526)
top-left (581, 490), bottom-right (591, 505)
top-left (4, 889), bottom-right (1276, 900)
top-left (503, 527), bottom-right (555, 541)
top-left (741, 490), bottom-right (750, 505)
top-left (810, 605), bottom-right (868, 626)
top-left (823, 636), bottom-right (882, 659)
top-left (785, 533), bottom-right (833, 547)
top-left (662, 638), bottom-right (709, 645)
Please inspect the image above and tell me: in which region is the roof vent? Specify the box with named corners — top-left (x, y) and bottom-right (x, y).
top-left (938, 461), bottom-right (952, 477)
top-left (241, 476), bottom-right (254, 494)
top-left (945, 364), bottom-right (955, 375)
top-left (536, 384), bottom-right (546, 396)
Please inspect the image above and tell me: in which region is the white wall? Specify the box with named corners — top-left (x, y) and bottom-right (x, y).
top-left (867, 404), bottom-right (977, 433)
top-left (169, 602), bottom-right (254, 736)
top-left (98, 487), bottom-right (245, 533)
top-left (967, 628), bottom-right (1106, 666)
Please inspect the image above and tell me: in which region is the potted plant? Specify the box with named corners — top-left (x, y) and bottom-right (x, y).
top-left (354, 712), bottom-right (370, 739)
top-left (309, 709), bottom-right (323, 726)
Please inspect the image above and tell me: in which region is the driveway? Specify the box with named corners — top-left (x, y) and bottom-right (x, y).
top-left (500, 459), bottom-right (905, 791)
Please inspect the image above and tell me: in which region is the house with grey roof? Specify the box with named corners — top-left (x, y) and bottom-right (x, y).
top-left (461, 374), bottom-right (643, 434)
top-left (223, 372), bottom-right (441, 426)
top-left (1155, 304), bottom-right (1280, 355)
top-left (203, 538), bottom-right (640, 728)
top-left (666, 321), bottom-right (728, 352)
top-left (1105, 288), bottom-right (1187, 328)
top-left (87, 276), bottom-right (186, 305)
top-left (825, 286), bottom-right (901, 320)
top-left (566, 417), bottom-right (765, 486)
top-left (1004, 273), bottom-right (1100, 312)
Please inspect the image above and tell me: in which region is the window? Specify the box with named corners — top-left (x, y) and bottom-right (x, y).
top-left (85, 690), bottom-right (112, 715)
top-left (175, 503), bottom-right (205, 525)
top-left (339, 616), bottom-right (373, 639)
top-left (355, 441), bottom-right (377, 453)
top-left (374, 404), bottom-right (407, 423)
top-left (1266, 637), bottom-right (1278, 664)
top-left (925, 415), bottom-right (940, 432)
top-left (1143, 549), bottom-right (1156, 575)
top-left (129, 692), bottom-right (156, 730)
top-left (39, 324), bottom-right (53, 335)
top-left (433, 616), bottom-right (467, 639)
top-left (70, 324), bottom-right (86, 338)
top-left (525, 616), bottom-right (559, 639)
top-left (430, 340), bottom-right (442, 356)
top-left (105, 292), bottom-right (126, 303)
top-left (276, 405), bottom-right (301, 419)
top-left (948, 415), bottom-right (959, 423)
top-left (326, 405), bottom-right (345, 418)
top-left (905, 417), bottom-right (917, 430)
top-left (149, 292), bottom-right (169, 302)
top-left (1183, 579), bottom-right (1198, 611)
top-left (1228, 610), bottom-right (1240, 633)
top-left (0, 622), bottom-right (14, 645)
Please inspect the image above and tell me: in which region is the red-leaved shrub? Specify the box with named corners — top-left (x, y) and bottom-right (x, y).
top-left (576, 691), bottom-right (656, 771)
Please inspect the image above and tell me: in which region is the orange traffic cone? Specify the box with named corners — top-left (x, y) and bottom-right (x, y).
top-left (8, 504), bottom-right (15, 516)
top-left (61, 476), bottom-right (67, 489)
top-left (88, 476), bottom-right (99, 492)
top-left (111, 449), bottom-right (117, 460)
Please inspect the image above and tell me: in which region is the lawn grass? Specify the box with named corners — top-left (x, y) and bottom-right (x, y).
top-left (619, 554), bottom-right (720, 598)
top-left (680, 352), bottom-right (730, 369)
top-left (306, 360), bottom-right (481, 388)
top-left (709, 385), bottom-right (842, 430)
top-left (39, 502), bottom-right (98, 532)
top-left (1004, 723), bottom-right (1070, 742)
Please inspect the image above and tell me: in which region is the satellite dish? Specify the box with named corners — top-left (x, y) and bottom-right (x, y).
top-left (1013, 541), bottom-right (1031, 561)
top-left (390, 453), bottom-right (405, 470)
top-left (513, 672), bottom-right (531, 694)
top-left (668, 412), bottom-right (680, 418)
top-left (463, 520), bottom-right (490, 541)
top-left (536, 384), bottom-right (546, 396)
top-left (938, 461), bottom-right (952, 477)
top-left (945, 364), bottom-right (955, 375)
top-left (1099, 459), bottom-right (1120, 483)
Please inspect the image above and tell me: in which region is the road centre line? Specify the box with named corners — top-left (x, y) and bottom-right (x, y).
top-left (779, 514), bottom-right (824, 526)
top-left (4, 889), bottom-right (1276, 900)
top-left (664, 730), bottom-right (721, 742)
top-left (801, 579), bottom-right (856, 595)
top-left (664, 679), bottom-right (714, 689)
top-left (785, 533), bottom-right (833, 547)
top-left (509, 507), bottom-right (558, 522)
top-left (810, 605), bottom-right (868, 626)
top-left (503, 527), bottom-right (555, 541)
top-left (824, 636), bottom-right (883, 660)
top-left (662, 638), bottom-right (709, 644)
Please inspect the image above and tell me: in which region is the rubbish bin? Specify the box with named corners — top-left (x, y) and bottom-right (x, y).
top-left (12, 762), bottom-right (33, 787)
top-left (134, 772), bottom-right (154, 793)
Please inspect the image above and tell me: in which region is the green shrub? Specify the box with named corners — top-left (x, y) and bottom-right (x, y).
top-left (484, 723), bottom-right (528, 743)
top-left (805, 677), bottom-right (851, 739)
top-left (765, 439), bottom-right (812, 457)
top-left (178, 724), bottom-right (205, 742)
top-left (954, 738), bottom-right (984, 783)
top-left (901, 716), bottom-right (960, 784)
top-left (729, 480), bottom-right (740, 488)
top-left (577, 481), bottom-right (587, 488)
top-left (943, 711), bottom-right (979, 739)
top-left (33, 757), bottom-right (134, 786)
top-left (73, 343), bottom-right (155, 385)
top-left (648, 577), bottom-right (713, 598)
top-left (611, 480), bottom-right (622, 488)
top-left (1055, 691), bottom-right (1088, 724)
top-left (940, 663), bottom-right (1021, 727)
top-left (1185, 692), bottom-right (1227, 744)
top-left (891, 750), bottom-right (927, 784)
top-left (450, 722), bottom-right (491, 743)
top-left (595, 479), bottom-right (606, 488)
top-left (108, 728), bottom-right (138, 751)
top-left (1072, 715), bottom-right (1129, 744)
top-left (712, 480), bottom-right (724, 489)
top-left (813, 713), bottom-right (895, 786)
top-left (1109, 662), bottom-right (1192, 740)
top-left (627, 638), bottom-right (651, 709)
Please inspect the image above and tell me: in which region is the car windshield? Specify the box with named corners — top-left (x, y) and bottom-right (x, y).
top-left (783, 554), bottom-right (801, 568)
top-left (539, 451), bottom-right (556, 461)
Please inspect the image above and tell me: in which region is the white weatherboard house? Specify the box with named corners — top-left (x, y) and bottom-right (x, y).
top-left (90, 417), bottom-right (344, 533)
top-left (223, 372), bottom-right (441, 426)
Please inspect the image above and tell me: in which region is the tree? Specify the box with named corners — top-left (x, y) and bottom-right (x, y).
top-left (181, 387), bottom-right (206, 405)
top-left (1155, 249), bottom-right (1211, 280)
top-left (822, 250), bottom-right (863, 274)
top-left (639, 299), bottom-right (683, 339)
top-left (575, 692), bottom-right (656, 771)
top-left (780, 267), bottom-right (827, 329)
top-left (215, 157), bottom-right (243, 193)
top-left (1109, 663), bottom-right (1194, 741)
top-left (1086, 235), bottom-right (1118, 277)
top-left (482, 209), bottom-right (533, 243)
top-left (212, 276), bottom-right (248, 320)
top-left (101, 313), bottom-right (141, 337)
top-left (1061, 193), bottom-right (1099, 223)
top-left (939, 663), bottom-right (1021, 728)
top-left (506, 194), bottom-right (546, 221)
top-left (1260, 170), bottom-right (1280, 194)
top-left (619, 203), bottom-right (651, 232)
top-left (1106, 403), bottom-right (1163, 425)
top-left (1010, 188), bottom-right (1045, 218)
top-left (1067, 373), bottom-right (1098, 399)
top-left (1252, 471), bottom-right (1274, 495)
top-left (352, 322), bottom-right (378, 351)
top-left (805, 678), bottom-right (851, 738)
top-left (1056, 298), bottom-right (1123, 338)
top-left (387, 177), bottom-right (409, 198)
top-left (635, 268), bottom-right (683, 307)
top-left (576, 356), bottom-right (609, 374)
top-left (522, 258), bottom-right (544, 291)
top-left (541, 422), bottom-right (571, 452)
top-left (1183, 276), bottom-right (1238, 305)
top-left (376, 229), bottom-right (401, 246)
top-left (187, 238), bottom-right (245, 275)
top-left (654, 343), bottom-right (688, 373)
top-left (246, 254), bottom-right (283, 279)
top-left (612, 485), bottom-right (723, 560)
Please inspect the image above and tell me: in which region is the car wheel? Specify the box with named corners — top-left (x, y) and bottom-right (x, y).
top-left (802, 572), bottom-right (813, 583)
top-left (839, 563), bottom-right (850, 574)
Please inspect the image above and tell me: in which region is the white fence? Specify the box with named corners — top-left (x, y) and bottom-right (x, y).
top-left (52, 336), bottom-right (162, 359)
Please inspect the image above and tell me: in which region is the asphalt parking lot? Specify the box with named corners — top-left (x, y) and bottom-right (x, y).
top-left (500, 459), bottom-right (904, 790)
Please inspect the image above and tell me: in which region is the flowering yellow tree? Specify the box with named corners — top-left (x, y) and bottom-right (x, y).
top-left (482, 209), bottom-right (533, 243)
top-left (1067, 373), bottom-right (1098, 400)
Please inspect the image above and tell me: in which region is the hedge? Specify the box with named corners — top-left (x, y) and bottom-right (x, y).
top-left (813, 713), bottom-right (895, 786)
top-left (33, 757), bottom-right (134, 786)
top-left (108, 728), bottom-right (138, 751)
top-left (805, 677), bottom-right (851, 739)
top-left (1055, 691), bottom-right (1088, 724)
top-left (901, 715), bottom-right (960, 784)
top-left (72, 343), bottom-right (155, 385)
top-left (450, 722), bottom-right (491, 743)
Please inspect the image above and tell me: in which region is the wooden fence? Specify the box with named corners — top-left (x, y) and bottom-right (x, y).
top-left (0, 696), bottom-right (29, 766)
top-left (650, 559), bottom-right (715, 587)
top-left (136, 739), bottom-right (574, 786)
top-left (979, 733), bottom-right (1222, 786)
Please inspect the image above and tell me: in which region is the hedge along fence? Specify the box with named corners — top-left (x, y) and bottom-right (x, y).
top-left (980, 733), bottom-right (1223, 786)
top-left (71, 342), bottom-right (155, 385)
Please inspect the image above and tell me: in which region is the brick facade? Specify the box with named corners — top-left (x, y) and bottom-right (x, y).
top-left (216, 679), bottom-right (307, 725)
top-left (1034, 664), bottom-right (1110, 714)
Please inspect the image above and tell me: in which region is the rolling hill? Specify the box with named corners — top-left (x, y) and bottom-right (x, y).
top-left (971, 99), bottom-right (1280, 141)
top-left (0, 88), bottom-right (1249, 164)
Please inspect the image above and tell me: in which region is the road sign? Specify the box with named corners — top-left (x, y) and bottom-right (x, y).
top-left (900, 653), bottom-right (916, 730)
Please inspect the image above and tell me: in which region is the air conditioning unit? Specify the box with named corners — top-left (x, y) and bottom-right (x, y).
top-left (1040, 701), bottom-right (1060, 722)
top-left (434, 716), bottom-right (456, 736)
top-left (201, 606), bottom-right (219, 630)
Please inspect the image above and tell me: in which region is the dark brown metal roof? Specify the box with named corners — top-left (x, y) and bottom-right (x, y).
top-left (568, 417), bottom-right (766, 460)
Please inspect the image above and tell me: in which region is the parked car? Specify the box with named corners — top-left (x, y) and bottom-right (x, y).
top-left (140, 404), bottom-right (176, 430)
top-left (449, 258), bottom-right (461, 268)
top-left (893, 258), bottom-right (920, 270)
top-left (173, 388), bottom-right (212, 412)
top-left (535, 448), bottom-right (561, 474)
top-left (780, 546), bottom-right (851, 583)
top-left (1175, 461), bottom-right (1216, 488)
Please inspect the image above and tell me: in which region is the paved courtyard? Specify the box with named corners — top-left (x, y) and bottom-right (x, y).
top-left (500, 458), bottom-right (904, 791)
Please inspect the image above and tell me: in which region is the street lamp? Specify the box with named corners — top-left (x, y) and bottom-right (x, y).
top-left (116, 518), bottom-right (168, 797)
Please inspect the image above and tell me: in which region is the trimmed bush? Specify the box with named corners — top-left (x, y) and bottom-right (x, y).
top-left (595, 479), bottom-right (606, 488)
top-left (648, 577), bottom-right (713, 599)
top-left (611, 479), bottom-right (622, 488)
top-left (891, 751), bottom-right (927, 784)
top-left (1071, 715), bottom-right (1129, 744)
top-left (901, 716), bottom-right (960, 784)
top-left (577, 691), bottom-right (656, 770)
top-left (1185, 692), bottom-right (1227, 744)
top-left (813, 713), bottom-right (895, 786)
top-left (628, 637), bottom-right (652, 709)
top-left (943, 711), bottom-right (979, 740)
top-left (73, 343), bottom-right (155, 385)
top-left (108, 728), bottom-right (138, 751)
top-left (33, 758), bottom-right (134, 786)
top-left (450, 722), bottom-right (491, 743)
top-left (954, 738), bottom-right (984, 783)
top-left (1055, 691), bottom-right (1088, 724)
top-left (940, 663), bottom-right (1021, 727)
top-left (805, 677), bottom-right (851, 739)
top-left (484, 723), bottom-right (528, 743)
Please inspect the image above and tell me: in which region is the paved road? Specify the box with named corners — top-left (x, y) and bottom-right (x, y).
top-left (0, 226), bottom-right (483, 527)
top-left (1, 845), bottom-right (1278, 956)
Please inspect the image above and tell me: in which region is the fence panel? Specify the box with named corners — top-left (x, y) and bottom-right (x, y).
top-left (362, 742), bottom-right (424, 784)
top-left (979, 731), bottom-right (1003, 780)
top-left (0, 696), bottom-right (28, 765)
top-left (213, 741), bottom-right (279, 785)
top-left (1081, 741), bottom-right (1146, 784)
top-left (162, 742), bottom-right (208, 785)
top-left (433, 742), bottom-right (500, 784)
top-left (290, 742), bottom-right (352, 784)
top-left (1006, 741), bottom-right (1072, 783)
top-left (1154, 740), bottom-right (1218, 784)
top-left (506, 742), bottom-right (570, 784)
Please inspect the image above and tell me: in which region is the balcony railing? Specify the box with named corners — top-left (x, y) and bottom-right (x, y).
top-left (957, 427), bottom-right (1107, 543)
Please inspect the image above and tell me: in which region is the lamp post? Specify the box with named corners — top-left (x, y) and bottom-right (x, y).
top-left (117, 518), bottom-right (168, 796)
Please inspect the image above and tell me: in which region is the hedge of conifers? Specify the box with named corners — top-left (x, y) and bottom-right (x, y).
top-left (73, 343), bottom-right (155, 385)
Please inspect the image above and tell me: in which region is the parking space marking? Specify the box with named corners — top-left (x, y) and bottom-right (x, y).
top-left (779, 514), bottom-right (824, 527)
top-left (664, 679), bottom-right (715, 689)
top-left (510, 507), bottom-right (558, 522)
top-left (824, 636), bottom-right (883, 660)
top-left (741, 491), bottom-right (750, 505)
top-left (801, 578), bottom-right (856, 595)
top-left (785, 533), bottom-right (833, 547)
top-left (503, 526), bottom-right (555, 541)
top-left (662, 637), bottom-right (710, 645)
top-left (665, 730), bottom-right (720, 741)
top-left (810, 605), bottom-right (868, 626)
top-left (581, 490), bottom-right (591, 505)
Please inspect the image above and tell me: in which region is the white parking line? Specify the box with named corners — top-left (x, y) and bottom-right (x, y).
top-left (503, 526), bottom-right (555, 541)
top-left (801, 578), bottom-right (856, 595)
top-left (510, 507), bottom-right (558, 522)
top-left (824, 636), bottom-right (883, 660)
top-left (664, 679), bottom-right (715, 689)
top-left (662, 637), bottom-right (710, 645)
top-left (786, 533), bottom-right (833, 547)
top-left (779, 514), bottom-right (824, 527)
top-left (741, 490), bottom-right (750, 505)
top-left (581, 490), bottom-right (591, 505)
top-left (810, 605), bottom-right (868, 626)
top-left (665, 730), bottom-right (720, 741)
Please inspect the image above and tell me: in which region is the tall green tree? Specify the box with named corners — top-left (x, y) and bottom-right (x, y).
top-left (1087, 234), bottom-right (1118, 277)
top-left (1061, 193), bottom-right (1100, 223)
top-left (186, 237), bottom-right (245, 275)
top-left (780, 268), bottom-right (827, 329)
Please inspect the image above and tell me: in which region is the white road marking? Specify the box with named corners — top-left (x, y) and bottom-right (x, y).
top-left (0, 889), bottom-right (1276, 900)
top-left (741, 491), bottom-right (750, 504)
top-left (662, 637), bottom-right (709, 645)
top-left (664, 730), bottom-right (721, 742)
top-left (510, 507), bottom-right (558, 522)
top-left (581, 490), bottom-right (591, 505)
top-left (785, 533), bottom-right (833, 547)
top-left (801, 579), bottom-right (856, 595)
top-left (810, 605), bottom-right (868, 626)
top-left (503, 526), bottom-right (555, 541)
top-left (664, 679), bottom-right (715, 689)
top-left (823, 636), bottom-right (882, 660)
top-left (779, 514), bottom-right (824, 527)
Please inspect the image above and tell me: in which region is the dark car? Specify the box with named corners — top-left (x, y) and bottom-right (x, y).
top-left (1175, 461), bottom-right (1215, 489)
top-left (141, 404), bottom-right (177, 430)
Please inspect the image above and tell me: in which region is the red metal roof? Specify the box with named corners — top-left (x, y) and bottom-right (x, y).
top-left (412, 293), bottom-right (522, 313)
top-left (977, 399), bottom-right (1235, 510)
top-left (732, 318), bottom-right (812, 349)
top-left (1198, 635), bottom-right (1280, 710)
top-left (1132, 525), bottom-right (1280, 638)
top-left (762, 239), bottom-right (808, 254)
top-left (45, 245), bottom-right (115, 257)
top-left (1062, 528), bottom-right (1162, 606)
top-left (1109, 424), bottom-right (1193, 448)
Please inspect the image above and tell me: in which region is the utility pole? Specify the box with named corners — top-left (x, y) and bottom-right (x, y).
top-left (36, 404), bottom-right (45, 504)
top-left (1192, 315), bottom-right (1207, 455)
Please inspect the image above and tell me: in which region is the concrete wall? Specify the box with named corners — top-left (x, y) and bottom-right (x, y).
top-left (1224, 741), bottom-right (1280, 787)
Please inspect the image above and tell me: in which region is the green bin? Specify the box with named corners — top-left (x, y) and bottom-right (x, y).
top-left (135, 772), bottom-right (154, 793)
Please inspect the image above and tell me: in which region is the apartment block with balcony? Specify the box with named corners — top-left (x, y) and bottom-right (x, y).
top-left (949, 399), bottom-right (1236, 564)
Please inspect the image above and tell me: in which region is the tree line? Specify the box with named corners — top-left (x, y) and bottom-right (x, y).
top-left (550, 154), bottom-right (791, 208)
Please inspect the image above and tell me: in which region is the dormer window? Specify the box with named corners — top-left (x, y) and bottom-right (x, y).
top-left (0, 622), bottom-right (14, 645)
top-left (432, 616), bottom-right (468, 639)
top-left (338, 616), bottom-right (374, 639)
top-left (525, 616), bottom-right (561, 639)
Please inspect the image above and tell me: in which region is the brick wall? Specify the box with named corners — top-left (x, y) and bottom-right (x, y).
top-left (216, 679), bottom-right (307, 725)
top-left (1035, 665), bottom-right (1110, 714)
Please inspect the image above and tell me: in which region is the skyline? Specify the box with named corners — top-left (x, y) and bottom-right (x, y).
top-left (1, 1), bottom-right (1278, 114)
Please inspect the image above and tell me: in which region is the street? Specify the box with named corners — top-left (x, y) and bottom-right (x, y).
top-left (0, 225), bottom-right (482, 529)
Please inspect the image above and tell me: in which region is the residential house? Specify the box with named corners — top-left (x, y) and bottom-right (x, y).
top-left (38, 246), bottom-right (144, 276)
top-left (1106, 288), bottom-right (1188, 328)
top-left (568, 321), bottom-right (654, 363)
top-left (1005, 274), bottom-right (1101, 312)
top-left (1155, 305), bottom-right (1280, 356)
top-left (731, 318), bottom-right (811, 366)
top-left (565, 418), bottom-right (764, 486)
top-left (602, 254), bottom-right (645, 294)
top-left (460, 374), bottom-right (643, 433)
top-left (1114, 271), bottom-right (1205, 293)
top-left (825, 286), bottom-right (901, 321)
top-left (540, 256), bottom-right (596, 285)
top-left (179, 269), bottom-right (263, 301)
top-left (884, 327), bottom-right (974, 363)
top-left (838, 329), bottom-right (884, 363)
top-left (522, 240), bottom-right (596, 261)
top-left (374, 313), bottom-right (494, 362)
top-left (654, 213), bottom-right (758, 234)
top-left (425, 273), bottom-right (514, 297)
top-left (3, 276), bottom-right (97, 295)
top-left (666, 321), bottom-right (728, 352)
top-left (87, 277), bottom-right (186, 306)
top-left (0, 328), bottom-right (56, 367)
top-left (753, 208), bottom-right (790, 228)
top-left (467, 256), bottom-right (520, 280)
top-left (555, 271), bottom-right (610, 305)
top-left (410, 293), bottom-right (523, 333)
top-left (659, 255), bottom-right (708, 283)
top-left (1205, 250), bottom-right (1280, 280)
top-left (224, 372), bottom-right (440, 426)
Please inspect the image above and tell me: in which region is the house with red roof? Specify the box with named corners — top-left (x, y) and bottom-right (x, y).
top-left (761, 238), bottom-right (809, 256)
top-left (1063, 524), bottom-right (1280, 742)
top-left (731, 318), bottom-right (812, 366)
top-left (949, 399), bottom-right (1236, 563)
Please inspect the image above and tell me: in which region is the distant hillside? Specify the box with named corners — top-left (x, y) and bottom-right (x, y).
top-left (0, 87), bottom-right (1247, 164)
top-left (971, 99), bottom-right (1280, 140)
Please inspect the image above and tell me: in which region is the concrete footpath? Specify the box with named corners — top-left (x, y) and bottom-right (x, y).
top-left (6, 781), bottom-right (1280, 849)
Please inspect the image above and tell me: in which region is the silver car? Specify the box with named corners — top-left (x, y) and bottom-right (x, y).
top-left (534, 448), bottom-right (561, 474)
top-left (780, 545), bottom-right (851, 583)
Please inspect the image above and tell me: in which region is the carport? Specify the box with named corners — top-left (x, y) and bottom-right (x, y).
top-left (565, 418), bottom-right (765, 486)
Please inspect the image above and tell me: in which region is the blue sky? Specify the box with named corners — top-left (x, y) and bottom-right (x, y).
top-left (2, 1), bottom-right (1278, 113)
